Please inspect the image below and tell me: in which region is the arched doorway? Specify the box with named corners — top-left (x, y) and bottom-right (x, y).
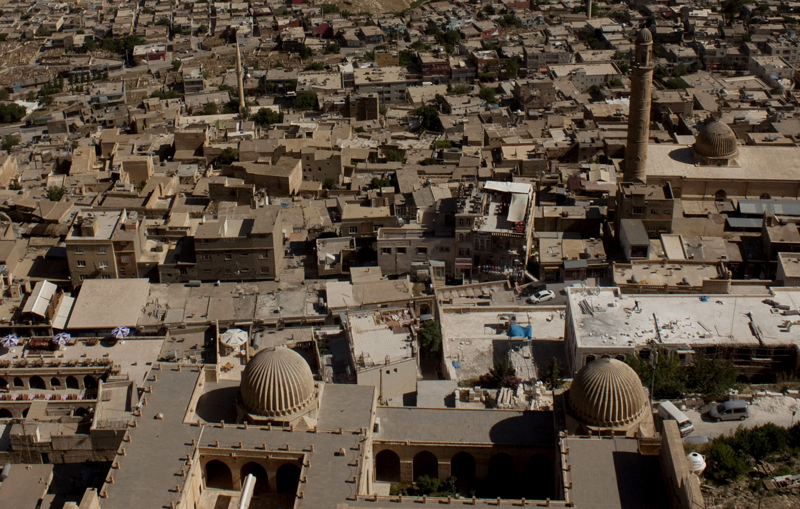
top-left (488, 453), bottom-right (514, 478)
top-left (0, 378), bottom-right (7, 390)
top-left (413, 450), bottom-right (438, 480)
top-left (276, 463), bottom-right (301, 494)
top-left (83, 376), bottom-right (97, 390)
top-left (714, 189), bottom-right (727, 201)
top-left (13, 377), bottom-right (24, 387)
top-left (451, 452), bottom-right (476, 493)
top-left (50, 377), bottom-right (61, 388)
top-left (525, 455), bottom-right (554, 500)
top-left (205, 460), bottom-right (233, 490)
top-left (66, 376), bottom-right (79, 389)
top-left (486, 453), bottom-right (516, 498)
top-left (0, 408), bottom-right (12, 418)
top-left (29, 376), bottom-right (45, 390)
top-left (375, 450), bottom-right (401, 482)
top-left (240, 462), bottom-right (270, 494)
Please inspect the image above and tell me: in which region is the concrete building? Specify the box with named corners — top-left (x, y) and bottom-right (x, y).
top-left (353, 68), bottom-right (407, 105)
top-left (615, 182), bottom-right (675, 239)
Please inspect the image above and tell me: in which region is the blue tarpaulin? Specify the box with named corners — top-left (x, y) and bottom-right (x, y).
top-left (452, 361), bottom-right (460, 369)
top-left (507, 324), bottom-right (532, 339)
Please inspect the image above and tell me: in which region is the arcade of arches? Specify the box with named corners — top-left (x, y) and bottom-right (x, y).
top-left (199, 452), bottom-right (303, 496)
top-left (374, 446), bottom-right (556, 499)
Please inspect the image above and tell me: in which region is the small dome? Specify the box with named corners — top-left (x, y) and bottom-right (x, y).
top-left (694, 121), bottom-right (738, 159)
top-left (568, 359), bottom-right (647, 428)
top-left (636, 28), bottom-right (653, 44)
top-left (240, 347), bottom-right (315, 417)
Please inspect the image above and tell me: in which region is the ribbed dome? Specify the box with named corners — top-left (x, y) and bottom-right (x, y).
top-left (567, 359), bottom-right (647, 428)
top-left (240, 347), bottom-right (315, 417)
top-left (636, 28), bottom-right (653, 44)
top-left (694, 121), bottom-right (738, 159)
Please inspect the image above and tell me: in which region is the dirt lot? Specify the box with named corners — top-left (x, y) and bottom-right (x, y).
top-left (326, 0), bottom-right (412, 14)
top-left (684, 396), bottom-right (800, 439)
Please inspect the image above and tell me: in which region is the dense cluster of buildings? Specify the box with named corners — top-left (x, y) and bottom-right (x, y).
top-left (3, 0), bottom-right (800, 506)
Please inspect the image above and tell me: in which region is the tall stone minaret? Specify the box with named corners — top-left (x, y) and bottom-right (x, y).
top-left (235, 28), bottom-right (246, 113)
top-left (624, 28), bottom-right (655, 184)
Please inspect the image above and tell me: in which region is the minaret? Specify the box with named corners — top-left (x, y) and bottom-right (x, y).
top-left (624, 28), bottom-right (655, 184)
top-left (587, 0), bottom-right (592, 19)
top-left (235, 28), bottom-right (246, 113)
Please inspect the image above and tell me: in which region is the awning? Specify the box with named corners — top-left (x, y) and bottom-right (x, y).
top-left (507, 193), bottom-right (529, 223)
top-left (455, 257), bottom-right (473, 268)
top-left (483, 181), bottom-right (532, 195)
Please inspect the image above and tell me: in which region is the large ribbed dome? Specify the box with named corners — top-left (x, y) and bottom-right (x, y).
top-left (240, 347), bottom-right (315, 417)
top-left (567, 359), bottom-right (647, 428)
top-left (694, 120), bottom-right (738, 160)
top-left (636, 28), bottom-right (653, 44)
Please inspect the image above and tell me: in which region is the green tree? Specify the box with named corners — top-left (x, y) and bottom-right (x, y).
top-left (216, 147), bottom-right (238, 165)
top-left (202, 102), bottom-right (218, 115)
top-left (435, 140), bottom-right (452, 149)
top-left (448, 84), bottom-right (470, 95)
top-left (479, 86), bottom-right (496, 103)
top-left (36, 25), bottom-right (51, 37)
top-left (419, 157), bottom-right (438, 166)
top-left (47, 186), bottom-right (66, 201)
top-left (625, 347), bottom-right (686, 400)
top-left (298, 45), bottom-right (313, 59)
top-left (505, 57), bottom-right (520, 79)
top-left (198, 25), bottom-right (208, 34)
top-left (542, 357), bottom-right (564, 389)
top-left (705, 441), bottom-right (748, 482)
top-left (686, 352), bottom-right (737, 399)
top-left (385, 150), bottom-right (403, 162)
top-left (253, 107), bottom-right (283, 126)
top-left (156, 17), bottom-right (170, 26)
top-left (322, 178), bottom-right (338, 190)
top-left (417, 320), bottom-right (442, 359)
top-left (412, 105), bottom-right (439, 132)
top-left (0, 103), bottom-right (27, 124)
top-left (293, 91), bottom-right (318, 111)
top-left (171, 60), bottom-right (181, 71)
top-left (398, 49), bottom-right (415, 66)
top-left (478, 361), bottom-right (522, 389)
top-left (305, 62), bottom-right (324, 71)
top-left (322, 3), bottom-right (340, 13)
top-left (664, 77), bottom-right (687, 89)
top-left (325, 43), bottom-right (340, 54)
top-left (1, 134), bottom-right (19, 151)
top-left (135, 180), bottom-right (147, 193)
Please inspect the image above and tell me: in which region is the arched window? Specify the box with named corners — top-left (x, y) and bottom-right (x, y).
top-left (13, 377), bottom-right (24, 387)
top-left (276, 463), bottom-right (301, 494)
top-left (375, 450), bottom-right (401, 483)
top-left (451, 452), bottom-right (476, 490)
top-left (412, 450), bottom-right (438, 481)
top-left (29, 376), bottom-right (45, 390)
top-left (66, 376), bottom-right (79, 389)
top-left (83, 376), bottom-right (97, 390)
top-left (205, 460), bottom-right (233, 490)
top-left (0, 408), bottom-right (12, 418)
top-left (50, 377), bottom-right (62, 388)
top-left (714, 189), bottom-right (727, 201)
top-left (0, 378), bottom-right (8, 390)
top-left (240, 462), bottom-right (270, 494)
top-left (585, 355), bottom-right (596, 365)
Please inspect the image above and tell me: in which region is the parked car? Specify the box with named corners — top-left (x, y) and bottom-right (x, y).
top-left (709, 400), bottom-right (749, 422)
top-left (528, 289), bottom-right (555, 304)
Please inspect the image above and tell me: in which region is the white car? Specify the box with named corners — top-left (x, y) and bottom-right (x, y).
top-left (528, 289), bottom-right (555, 304)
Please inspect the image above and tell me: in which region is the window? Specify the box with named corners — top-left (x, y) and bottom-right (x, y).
top-left (75, 247), bottom-right (84, 254)
top-left (179, 267), bottom-right (188, 275)
top-left (349, 227), bottom-right (358, 234)
top-left (225, 252), bottom-right (232, 260)
top-left (121, 255), bottom-right (130, 263)
top-left (396, 247), bottom-right (407, 255)
top-left (120, 268), bottom-right (126, 276)
top-left (79, 275), bottom-right (87, 281)
top-left (632, 206), bottom-right (645, 215)
top-left (458, 248), bottom-right (470, 256)
top-left (416, 247), bottom-right (428, 255)
top-left (240, 253), bottom-right (248, 258)
top-left (260, 267), bottom-right (270, 274)
top-left (76, 260), bottom-right (86, 267)
top-left (373, 225), bottom-right (380, 232)
top-left (100, 275), bottom-right (111, 279)
top-left (259, 251), bottom-right (269, 259)
top-left (201, 254), bottom-right (212, 261)
top-left (97, 247), bottom-right (107, 254)
top-left (439, 246), bottom-right (450, 252)
top-left (240, 268), bottom-right (249, 273)
top-left (650, 209), bottom-right (658, 215)
top-left (99, 261), bottom-right (108, 268)
top-left (224, 268), bottom-right (232, 274)
top-left (381, 248), bottom-right (391, 255)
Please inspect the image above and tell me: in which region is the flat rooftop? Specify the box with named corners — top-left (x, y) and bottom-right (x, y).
top-left (349, 310), bottom-right (415, 367)
top-left (67, 278), bottom-right (151, 330)
top-left (567, 286), bottom-right (800, 348)
top-left (613, 261), bottom-right (722, 287)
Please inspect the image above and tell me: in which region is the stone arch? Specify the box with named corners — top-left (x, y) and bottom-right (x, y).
top-left (50, 377), bottom-right (61, 388)
top-left (276, 463), bottom-right (301, 494)
top-left (615, 354), bottom-right (626, 361)
top-left (74, 407), bottom-right (90, 417)
top-left (205, 460), bottom-right (233, 490)
top-left (0, 408), bottom-right (11, 418)
top-left (83, 376), bottom-right (97, 390)
top-left (450, 452), bottom-right (476, 487)
top-left (29, 375), bottom-right (45, 390)
top-left (13, 377), bottom-right (24, 387)
top-left (419, 304), bottom-right (431, 316)
top-left (22, 407), bottom-right (29, 418)
top-left (488, 453), bottom-right (514, 478)
top-left (584, 355), bottom-right (596, 365)
top-left (240, 462), bottom-right (270, 494)
top-left (525, 454), bottom-right (554, 500)
top-left (714, 189), bottom-right (727, 201)
top-left (413, 450), bottom-right (438, 480)
top-left (0, 378), bottom-right (7, 390)
top-left (66, 376), bottom-right (79, 389)
top-left (375, 449), bottom-right (401, 483)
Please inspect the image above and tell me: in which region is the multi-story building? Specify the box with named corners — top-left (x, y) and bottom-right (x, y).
top-left (418, 53), bottom-right (451, 84)
top-left (523, 44), bottom-right (573, 71)
top-left (614, 182), bottom-right (675, 239)
top-left (301, 148), bottom-right (342, 184)
top-left (66, 210), bottom-right (154, 285)
top-left (353, 67), bottom-right (407, 104)
top-left (513, 78), bottom-right (557, 112)
top-left (193, 209), bottom-right (284, 281)
top-left (548, 63), bottom-right (622, 92)
top-left (377, 228), bottom-right (456, 278)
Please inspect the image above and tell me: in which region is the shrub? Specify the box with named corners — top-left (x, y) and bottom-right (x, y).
top-left (1, 134), bottom-right (20, 151)
top-left (47, 186), bottom-right (66, 202)
top-left (417, 320), bottom-right (442, 359)
top-left (385, 149), bottom-right (403, 162)
top-left (216, 147), bottom-right (238, 165)
top-left (0, 103), bottom-right (27, 124)
top-left (293, 91), bottom-right (318, 111)
top-left (253, 107), bottom-right (283, 126)
top-left (435, 140), bottom-right (452, 149)
top-left (479, 86), bottom-right (496, 103)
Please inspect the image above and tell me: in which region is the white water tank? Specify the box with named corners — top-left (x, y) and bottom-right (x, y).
top-left (687, 452), bottom-right (706, 475)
